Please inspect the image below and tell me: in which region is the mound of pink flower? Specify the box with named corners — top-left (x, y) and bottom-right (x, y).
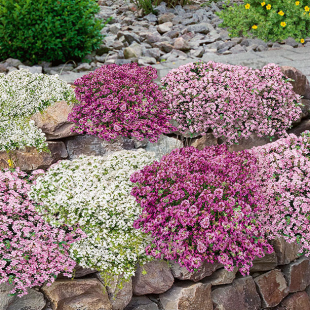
top-left (160, 61), bottom-right (302, 145)
top-left (252, 132), bottom-right (310, 255)
top-left (68, 63), bottom-right (175, 142)
top-left (0, 168), bottom-right (85, 296)
top-left (130, 145), bottom-right (273, 275)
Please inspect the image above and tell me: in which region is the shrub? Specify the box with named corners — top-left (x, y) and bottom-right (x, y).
top-left (28, 150), bottom-right (156, 286)
top-left (215, 0), bottom-right (310, 44)
top-left (0, 168), bottom-right (84, 297)
top-left (251, 132), bottom-right (310, 255)
top-left (160, 61), bottom-right (302, 145)
top-left (68, 63), bottom-right (176, 142)
top-left (0, 0), bottom-right (110, 65)
top-left (0, 69), bottom-right (77, 153)
top-left (130, 145), bottom-right (273, 275)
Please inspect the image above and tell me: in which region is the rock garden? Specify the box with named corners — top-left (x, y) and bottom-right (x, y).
top-left (1, 0), bottom-right (310, 310)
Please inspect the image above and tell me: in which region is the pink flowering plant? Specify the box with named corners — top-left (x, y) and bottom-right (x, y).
top-left (160, 61), bottom-right (302, 145)
top-left (251, 132), bottom-right (310, 255)
top-left (0, 168), bottom-right (85, 297)
top-left (130, 145), bottom-right (273, 275)
top-left (68, 63), bottom-right (176, 142)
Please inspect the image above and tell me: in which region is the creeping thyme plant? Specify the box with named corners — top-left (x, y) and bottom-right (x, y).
top-left (29, 150), bottom-right (156, 286)
top-left (216, 0), bottom-right (310, 43)
top-left (68, 62), bottom-right (176, 142)
top-left (252, 132), bottom-right (310, 255)
top-left (161, 61), bottom-right (302, 145)
top-left (0, 168), bottom-right (85, 297)
top-left (0, 68), bottom-right (77, 152)
top-left (130, 145), bottom-right (273, 275)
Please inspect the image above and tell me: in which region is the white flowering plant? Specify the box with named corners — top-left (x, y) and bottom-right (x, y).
top-left (0, 68), bottom-right (77, 152)
top-left (28, 149), bottom-right (156, 287)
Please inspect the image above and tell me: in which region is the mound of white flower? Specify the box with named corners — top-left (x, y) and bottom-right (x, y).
top-left (0, 68), bottom-right (76, 152)
top-left (29, 149), bottom-right (156, 284)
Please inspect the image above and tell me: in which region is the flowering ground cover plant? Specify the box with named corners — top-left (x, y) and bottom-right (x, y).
top-left (160, 61), bottom-right (302, 145)
top-left (29, 150), bottom-right (156, 287)
top-left (216, 0), bottom-right (310, 43)
top-left (0, 168), bottom-right (84, 297)
top-left (251, 132), bottom-right (310, 255)
top-left (0, 68), bottom-right (77, 152)
top-left (130, 145), bottom-right (273, 275)
top-left (68, 63), bottom-right (176, 142)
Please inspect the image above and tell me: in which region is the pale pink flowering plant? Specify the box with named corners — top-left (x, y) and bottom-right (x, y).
top-left (160, 61), bottom-right (302, 144)
top-left (0, 168), bottom-right (85, 297)
top-left (251, 132), bottom-right (310, 255)
top-left (68, 63), bottom-right (176, 142)
top-left (130, 145), bottom-right (273, 275)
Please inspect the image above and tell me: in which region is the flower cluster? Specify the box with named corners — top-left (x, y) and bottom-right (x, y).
top-left (251, 132), bottom-right (310, 255)
top-left (130, 145), bottom-right (273, 275)
top-left (0, 168), bottom-right (84, 297)
top-left (160, 61), bottom-right (302, 145)
top-left (0, 68), bottom-right (77, 152)
top-left (68, 63), bottom-right (176, 142)
top-left (29, 150), bottom-right (156, 285)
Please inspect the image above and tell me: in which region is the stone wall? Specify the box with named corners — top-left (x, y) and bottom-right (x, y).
top-left (1, 64), bottom-right (310, 310)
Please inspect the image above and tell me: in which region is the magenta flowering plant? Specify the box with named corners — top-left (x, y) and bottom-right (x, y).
top-left (68, 63), bottom-right (176, 142)
top-left (160, 61), bottom-right (302, 144)
top-left (130, 145), bottom-right (273, 275)
top-left (251, 132), bottom-right (310, 255)
top-left (0, 168), bottom-right (85, 297)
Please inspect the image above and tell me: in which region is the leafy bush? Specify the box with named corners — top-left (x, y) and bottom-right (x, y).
top-left (0, 69), bottom-right (77, 152)
top-left (29, 150), bottom-right (156, 286)
top-left (0, 0), bottom-right (110, 64)
top-left (130, 145), bottom-right (273, 275)
top-left (0, 168), bottom-right (84, 297)
top-left (252, 132), bottom-right (310, 255)
top-left (160, 61), bottom-right (302, 145)
top-left (68, 63), bottom-right (176, 142)
top-left (215, 0), bottom-right (310, 43)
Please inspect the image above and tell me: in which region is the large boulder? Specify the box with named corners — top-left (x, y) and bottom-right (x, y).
top-left (132, 260), bottom-right (174, 296)
top-left (282, 257), bottom-right (310, 293)
top-left (170, 260), bottom-right (222, 282)
top-left (31, 100), bottom-right (78, 140)
top-left (159, 282), bottom-right (213, 310)
top-left (42, 279), bottom-right (112, 310)
top-left (254, 269), bottom-right (289, 307)
top-left (0, 141), bottom-right (68, 171)
top-left (212, 276), bottom-right (261, 310)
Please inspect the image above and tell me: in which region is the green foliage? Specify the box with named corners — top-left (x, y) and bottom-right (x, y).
top-left (0, 0), bottom-right (111, 65)
top-left (215, 0), bottom-right (310, 43)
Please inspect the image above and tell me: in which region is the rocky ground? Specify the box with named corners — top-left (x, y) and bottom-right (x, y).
top-left (1, 0), bottom-right (309, 76)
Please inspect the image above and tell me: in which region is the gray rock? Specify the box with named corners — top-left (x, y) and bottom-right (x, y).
top-left (186, 22), bottom-right (212, 34)
top-left (4, 58), bottom-right (22, 68)
top-left (142, 47), bottom-right (161, 60)
top-left (285, 36), bottom-right (299, 48)
top-left (230, 44), bottom-right (247, 54)
top-left (74, 63), bottom-right (92, 72)
top-left (154, 41), bottom-right (174, 53)
top-left (138, 57), bottom-right (157, 65)
top-left (163, 29), bottom-right (180, 39)
top-left (117, 31), bottom-right (141, 44)
top-left (256, 44), bottom-right (268, 52)
top-left (143, 13), bottom-right (158, 23)
top-left (18, 65), bottom-right (42, 74)
top-left (202, 267), bottom-right (238, 286)
top-left (0, 283), bottom-right (46, 310)
top-left (157, 22), bottom-right (173, 34)
top-left (145, 135), bottom-right (183, 160)
top-left (109, 23), bottom-right (121, 35)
